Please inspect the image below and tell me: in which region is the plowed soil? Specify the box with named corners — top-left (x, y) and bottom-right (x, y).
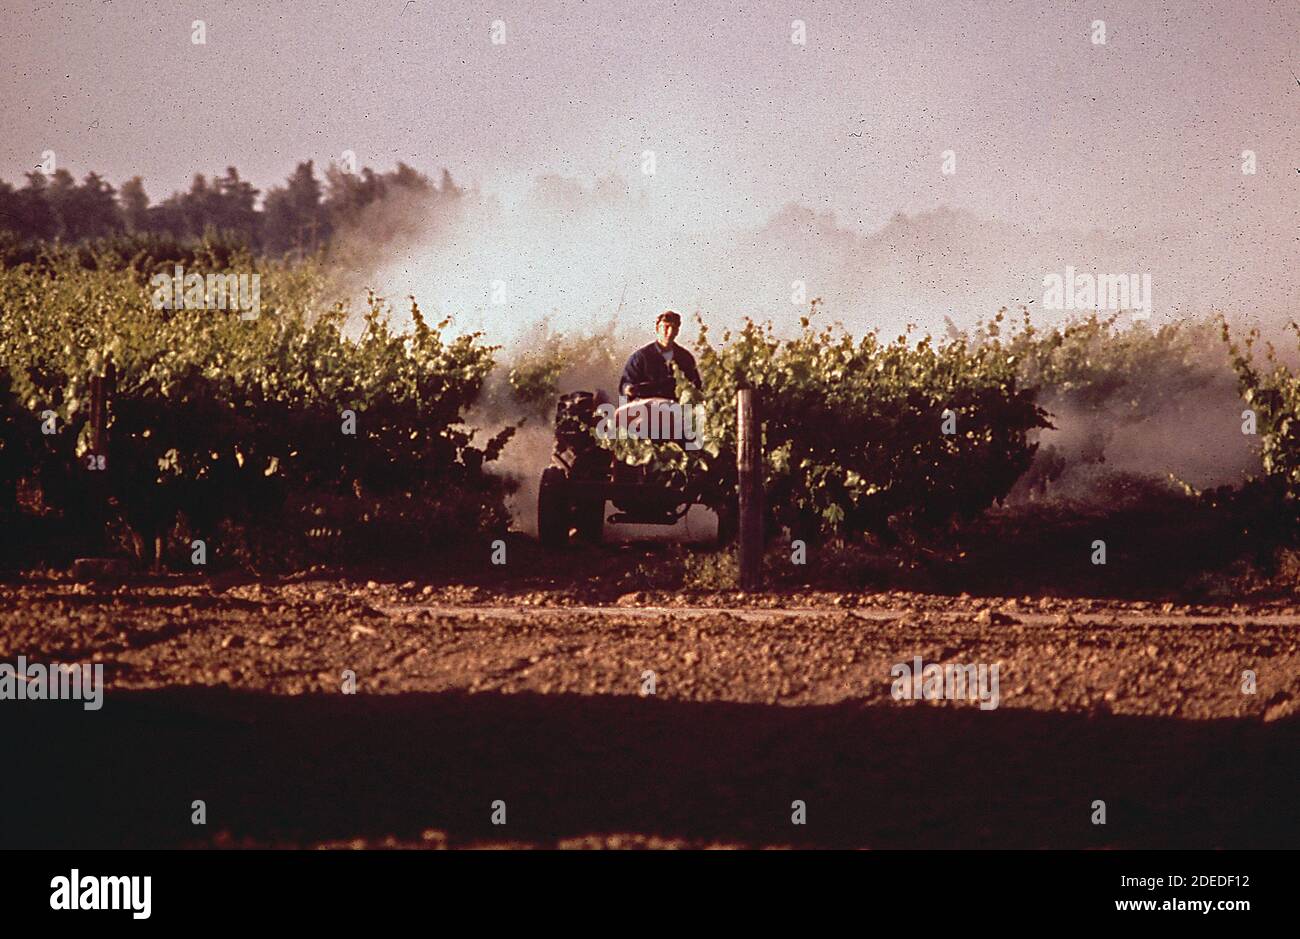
top-left (2, 575), bottom-right (1297, 849)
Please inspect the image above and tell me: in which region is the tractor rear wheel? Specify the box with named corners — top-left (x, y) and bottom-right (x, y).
top-left (538, 467), bottom-right (570, 547)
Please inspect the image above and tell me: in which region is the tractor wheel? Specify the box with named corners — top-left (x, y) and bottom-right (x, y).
top-left (574, 497), bottom-right (605, 545)
top-left (538, 467), bottom-right (571, 547)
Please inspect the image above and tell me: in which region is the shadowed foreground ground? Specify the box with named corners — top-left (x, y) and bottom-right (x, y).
top-left (4, 687), bottom-right (1297, 849)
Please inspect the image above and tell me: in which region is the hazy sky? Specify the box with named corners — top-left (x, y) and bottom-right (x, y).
top-left (2, 0), bottom-right (1297, 333)
top-left (3, 0), bottom-right (1295, 224)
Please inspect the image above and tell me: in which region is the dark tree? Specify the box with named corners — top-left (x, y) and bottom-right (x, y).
top-left (0, 180), bottom-right (21, 235)
top-left (118, 177), bottom-right (151, 233)
top-left (390, 162), bottom-right (434, 194)
top-left (438, 168), bottom-right (461, 197)
top-left (181, 174), bottom-right (221, 239)
top-left (0, 157), bottom-right (462, 255)
top-left (43, 169), bottom-right (79, 239)
top-left (323, 163), bottom-right (387, 227)
top-left (213, 166), bottom-right (260, 241)
top-left (263, 161), bottom-right (329, 256)
top-left (15, 173), bottom-right (57, 241)
top-left (67, 173), bottom-right (124, 240)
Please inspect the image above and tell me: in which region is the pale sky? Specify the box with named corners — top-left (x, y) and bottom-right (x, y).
top-left (2, 0), bottom-right (1297, 333)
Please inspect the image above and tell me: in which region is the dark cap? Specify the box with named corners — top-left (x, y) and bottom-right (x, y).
top-left (656, 310), bottom-right (681, 326)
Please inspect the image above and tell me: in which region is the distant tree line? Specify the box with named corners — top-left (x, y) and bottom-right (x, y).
top-left (0, 160), bottom-right (462, 257)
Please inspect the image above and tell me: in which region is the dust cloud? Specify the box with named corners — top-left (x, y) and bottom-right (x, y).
top-left (335, 169), bottom-right (1276, 527)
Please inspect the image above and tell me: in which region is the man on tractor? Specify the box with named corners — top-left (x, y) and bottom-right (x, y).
top-left (618, 310), bottom-right (701, 401)
top-left (536, 310), bottom-right (716, 547)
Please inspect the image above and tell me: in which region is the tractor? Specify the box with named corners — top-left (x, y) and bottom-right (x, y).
top-left (537, 391), bottom-right (727, 547)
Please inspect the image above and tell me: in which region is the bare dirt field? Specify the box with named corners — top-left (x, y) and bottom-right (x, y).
top-left (2, 571), bottom-right (1297, 849)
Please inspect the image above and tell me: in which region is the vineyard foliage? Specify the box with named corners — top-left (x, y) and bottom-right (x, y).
top-left (504, 328), bottom-right (623, 420)
top-left (582, 310), bottom-right (1291, 544)
top-left (961, 311), bottom-right (1245, 492)
top-left (4, 242), bottom-right (1295, 567)
top-left (1, 247), bottom-right (510, 567)
top-left (991, 312), bottom-right (1232, 424)
top-left (1222, 320), bottom-right (1300, 490)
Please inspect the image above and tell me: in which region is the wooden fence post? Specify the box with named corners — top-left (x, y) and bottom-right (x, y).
top-left (737, 386), bottom-right (762, 591)
top-left (87, 360), bottom-right (114, 470)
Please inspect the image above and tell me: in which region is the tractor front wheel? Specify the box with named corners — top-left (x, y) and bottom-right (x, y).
top-left (573, 496), bottom-right (605, 544)
top-left (538, 467), bottom-right (571, 547)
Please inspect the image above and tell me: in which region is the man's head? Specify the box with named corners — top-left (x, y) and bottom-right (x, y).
top-left (655, 310), bottom-right (681, 347)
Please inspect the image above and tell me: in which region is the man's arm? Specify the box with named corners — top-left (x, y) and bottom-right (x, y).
top-left (619, 347), bottom-right (650, 398)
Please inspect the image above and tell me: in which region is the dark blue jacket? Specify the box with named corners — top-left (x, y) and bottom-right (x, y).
top-left (619, 341), bottom-right (701, 400)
